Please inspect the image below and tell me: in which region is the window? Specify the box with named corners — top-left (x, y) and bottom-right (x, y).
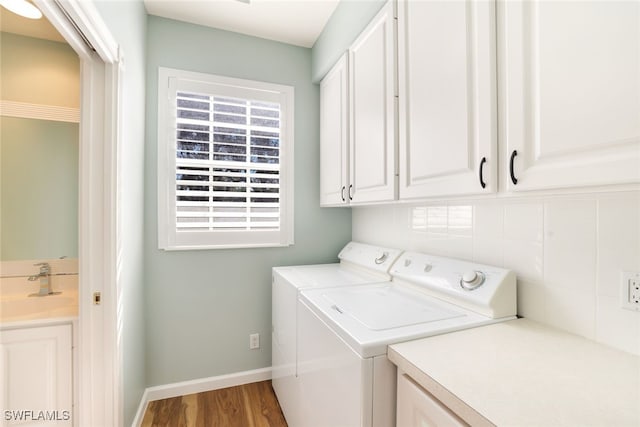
top-left (157, 67), bottom-right (294, 250)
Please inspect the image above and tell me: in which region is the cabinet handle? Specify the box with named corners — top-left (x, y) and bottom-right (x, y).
top-left (479, 157), bottom-right (487, 189)
top-left (509, 150), bottom-right (518, 185)
top-left (341, 186), bottom-right (346, 202)
top-left (349, 184), bottom-right (353, 200)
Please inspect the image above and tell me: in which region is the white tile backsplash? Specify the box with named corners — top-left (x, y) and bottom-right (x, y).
top-left (544, 199), bottom-right (597, 291)
top-left (426, 206), bottom-right (448, 234)
top-left (504, 202), bottom-right (544, 242)
top-left (596, 295), bottom-right (640, 355)
top-left (447, 205), bottom-right (473, 237)
top-left (545, 285), bottom-right (596, 340)
top-left (503, 239), bottom-right (544, 282)
top-left (597, 194), bottom-right (640, 297)
top-left (473, 202), bottom-right (503, 238)
top-left (352, 191), bottom-right (640, 355)
top-left (473, 237), bottom-right (504, 267)
top-left (516, 280), bottom-right (546, 320)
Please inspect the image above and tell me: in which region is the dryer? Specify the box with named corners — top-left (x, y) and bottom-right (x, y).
top-left (297, 251), bottom-right (517, 427)
top-left (271, 242), bottom-right (402, 427)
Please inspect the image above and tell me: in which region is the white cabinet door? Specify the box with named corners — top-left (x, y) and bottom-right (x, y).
top-left (396, 371), bottom-right (468, 427)
top-left (398, 0), bottom-right (497, 199)
top-left (0, 325), bottom-right (72, 427)
top-left (500, 0), bottom-right (640, 191)
top-left (349, 1), bottom-right (397, 204)
top-left (320, 53), bottom-right (349, 207)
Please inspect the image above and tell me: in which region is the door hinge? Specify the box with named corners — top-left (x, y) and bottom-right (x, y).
top-left (93, 292), bottom-right (101, 305)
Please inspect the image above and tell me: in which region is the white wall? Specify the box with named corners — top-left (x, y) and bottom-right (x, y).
top-left (353, 190), bottom-right (640, 355)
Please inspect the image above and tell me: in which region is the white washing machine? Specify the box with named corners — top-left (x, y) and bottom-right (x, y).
top-left (272, 242), bottom-right (402, 427)
top-left (297, 251), bottom-right (517, 427)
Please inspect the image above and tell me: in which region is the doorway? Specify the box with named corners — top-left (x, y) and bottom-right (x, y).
top-left (2, 1), bottom-right (123, 425)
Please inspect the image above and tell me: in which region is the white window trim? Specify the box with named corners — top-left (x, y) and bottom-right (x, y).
top-left (157, 67), bottom-right (294, 250)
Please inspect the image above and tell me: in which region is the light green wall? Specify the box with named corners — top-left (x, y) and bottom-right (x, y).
top-left (93, 1), bottom-right (148, 425)
top-left (0, 32), bottom-right (80, 107)
top-left (145, 16), bottom-right (352, 386)
top-left (0, 117), bottom-right (78, 260)
top-left (0, 33), bottom-right (79, 261)
top-left (311, 0), bottom-right (386, 82)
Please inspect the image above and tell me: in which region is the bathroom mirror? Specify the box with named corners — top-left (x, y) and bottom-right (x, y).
top-left (0, 10), bottom-right (80, 261)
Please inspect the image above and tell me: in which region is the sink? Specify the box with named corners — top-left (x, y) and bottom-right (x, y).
top-left (0, 292), bottom-right (78, 322)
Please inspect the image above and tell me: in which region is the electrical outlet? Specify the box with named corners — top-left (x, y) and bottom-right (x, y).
top-left (249, 333), bottom-right (260, 349)
top-left (621, 272), bottom-right (640, 311)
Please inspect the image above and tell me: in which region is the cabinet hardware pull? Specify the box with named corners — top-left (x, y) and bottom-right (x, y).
top-left (349, 184), bottom-right (353, 200)
top-left (341, 186), bottom-right (346, 202)
top-left (479, 157), bottom-right (487, 189)
top-left (509, 150), bottom-right (518, 185)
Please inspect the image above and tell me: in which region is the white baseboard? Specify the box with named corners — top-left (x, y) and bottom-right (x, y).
top-left (131, 389), bottom-right (151, 427)
top-left (131, 367), bottom-right (272, 427)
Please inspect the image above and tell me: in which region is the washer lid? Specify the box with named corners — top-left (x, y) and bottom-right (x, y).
top-left (322, 285), bottom-right (464, 331)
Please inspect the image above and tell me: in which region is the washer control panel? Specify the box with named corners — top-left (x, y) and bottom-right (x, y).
top-left (460, 270), bottom-right (486, 290)
top-left (389, 252), bottom-right (516, 318)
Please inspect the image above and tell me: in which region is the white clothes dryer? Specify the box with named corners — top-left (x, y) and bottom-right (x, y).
top-left (271, 242), bottom-right (402, 426)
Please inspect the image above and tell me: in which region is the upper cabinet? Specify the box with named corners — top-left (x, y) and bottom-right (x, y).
top-left (398, 0), bottom-right (497, 199)
top-left (320, 0), bottom-right (639, 206)
top-left (320, 54), bottom-right (349, 206)
top-left (349, 1), bottom-right (397, 204)
top-left (320, 2), bottom-right (397, 207)
top-left (500, 0), bottom-right (640, 191)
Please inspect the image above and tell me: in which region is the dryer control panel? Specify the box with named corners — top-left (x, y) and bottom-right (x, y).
top-left (338, 242), bottom-right (403, 274)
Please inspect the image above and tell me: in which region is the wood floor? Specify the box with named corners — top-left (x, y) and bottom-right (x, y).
top-left (141, 380), bottom-right (288, 427)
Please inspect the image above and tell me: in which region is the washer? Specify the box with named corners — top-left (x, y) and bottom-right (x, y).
top-left (297, 251), bottom-right (517, 427)
top-left (272, 242), bottom-right (402, 427)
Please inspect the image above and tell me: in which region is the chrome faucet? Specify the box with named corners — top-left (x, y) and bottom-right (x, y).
top-left (28, 262), bottom-right (59, 297)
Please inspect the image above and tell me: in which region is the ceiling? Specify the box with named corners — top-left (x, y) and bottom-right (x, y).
top-left (143, 0), bottom-right (340, 48)
top-left (0, 7), bottom-right (65, 42)
top-left (0, 0), bottom-right (339, 48)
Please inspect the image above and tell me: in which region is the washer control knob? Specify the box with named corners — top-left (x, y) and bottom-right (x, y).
top-left (462, 271), bottom-right (477, 282)
top-left (460, 270), bottom-right (485, 290)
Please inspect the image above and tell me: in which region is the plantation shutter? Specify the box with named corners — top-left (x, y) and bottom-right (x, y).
top-left (158, 69), bottom-right (294, 250)
top-left (175, 93), bottom-right (281, 232)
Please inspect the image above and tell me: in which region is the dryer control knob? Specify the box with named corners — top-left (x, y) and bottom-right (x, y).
top-left (460, 271), bottom-right (485, 290)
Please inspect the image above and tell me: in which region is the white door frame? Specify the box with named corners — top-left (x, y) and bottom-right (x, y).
top-left (33, 1), bottom-right (122, 426)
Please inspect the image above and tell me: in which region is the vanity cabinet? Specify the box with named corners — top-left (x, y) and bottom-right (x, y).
top-left (500, 0), bottom-right (640, 191)
top-left (320, 54), bottom-right (349, 206)
top-left (0, 324), bottom-right (73, 426)
top-left (398, 0), bottom-right (497, 199)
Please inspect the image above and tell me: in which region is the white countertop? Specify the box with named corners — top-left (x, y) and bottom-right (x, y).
top-left (388, 318), bottom-right (640, 427)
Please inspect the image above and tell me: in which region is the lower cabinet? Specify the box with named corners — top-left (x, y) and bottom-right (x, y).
top-left (396, 370), bottom-right (468, 427)
top-left (0, 324), bottom-right (73, 427)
